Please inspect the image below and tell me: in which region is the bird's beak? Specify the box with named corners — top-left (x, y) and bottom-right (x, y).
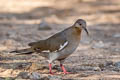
top-left (83, 27), bottom-right (89, 36)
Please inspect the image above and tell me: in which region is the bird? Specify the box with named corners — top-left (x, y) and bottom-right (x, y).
top-left (10, 19), bottom-right (89, 74)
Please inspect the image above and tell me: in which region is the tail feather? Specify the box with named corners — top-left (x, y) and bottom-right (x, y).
top-left (10, 48), bottom-right (33, 54)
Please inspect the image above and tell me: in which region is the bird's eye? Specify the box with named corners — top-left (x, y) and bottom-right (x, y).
top-left (79, 23), bottom-right (82, 26)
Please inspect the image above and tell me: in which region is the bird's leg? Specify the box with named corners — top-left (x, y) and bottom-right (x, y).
top-left (49, 63), bottom-right (54, 74)
top-left (60, 64), bottom-right (70, 74)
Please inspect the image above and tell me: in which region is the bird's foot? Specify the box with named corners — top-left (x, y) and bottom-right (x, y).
top-left (49, 63), bottom-right (54, 75)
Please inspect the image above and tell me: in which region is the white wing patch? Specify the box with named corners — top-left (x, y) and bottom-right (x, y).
top-left (59, 41), bottom-right (68, 51)
top-left (42, 50), bottom-right (50, 52)
top-left (41, 41), bottom-right (68, 53)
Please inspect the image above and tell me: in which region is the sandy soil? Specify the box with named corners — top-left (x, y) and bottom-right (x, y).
top-left (0, 0), bottom-right (120, 80)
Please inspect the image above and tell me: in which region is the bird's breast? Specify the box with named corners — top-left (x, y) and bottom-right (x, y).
top-left (57, 35), bottom-right (80, 60)
top-left (71, 27), bottom-right (81, 40)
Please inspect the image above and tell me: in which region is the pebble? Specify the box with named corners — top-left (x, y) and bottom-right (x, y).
top-left (113, 33), bottom-right (120, 38)
top-left (48, 75), bottom-right (62, 80)
top-left (93, 67), bottom-right (101, 71)
top-left (30, 72), bottom-right (42, 80)
top-left (29, 72), bottom-right (62, 80)
top-left (38, 20), bottom-right (51, 30)
top-left (114, 62), bottom-right (120, 68)
top-left (16, 72), bottom-right (29, 79)
top-left (92, 41), bottom-right (105, 49)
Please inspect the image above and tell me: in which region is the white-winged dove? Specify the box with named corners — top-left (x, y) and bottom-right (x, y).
top-left (10, 19), bottom-right (89, 74)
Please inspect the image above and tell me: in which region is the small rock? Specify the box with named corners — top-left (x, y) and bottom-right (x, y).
top-left (115, 48), bottom-right (120, 52)
top-left (16, 72), bottom-right (29, 79)
top-left (105, 61), bottom-right (113, 66)
top-left (113, 33), bottom-right (120, 38)
top-left (38, 20), bottom-right (51, 30)
top-left (30, 72), bottom-right (42, 80)
top-left (114, 62), bottom-right (120, 68)
top-left (99, 63), bottom-right (105, 68)
top-left (92, 41), bottom-right (105, 49)
top-left (48, 75), bottom-right (62, 80)
top-left (113, 67), bottom-right (120, 72)
top-left (99, 61), bottom-right (113, 67)
top-left (7, 31), bottom-right (17, 38)
top-left (93, 67), bottom-right (101, 71)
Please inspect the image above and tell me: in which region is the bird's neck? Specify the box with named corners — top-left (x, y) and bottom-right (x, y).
top-left (70, 26), bottom-right (82, 40)
top-left (73, 26), bottom-right (82, 35)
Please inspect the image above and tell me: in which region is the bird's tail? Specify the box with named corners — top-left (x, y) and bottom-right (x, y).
top-left (10, 48), bottom-right (33, 54)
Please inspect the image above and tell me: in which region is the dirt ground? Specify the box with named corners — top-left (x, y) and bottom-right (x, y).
top-left (0, 0), bottom-right (120, 80)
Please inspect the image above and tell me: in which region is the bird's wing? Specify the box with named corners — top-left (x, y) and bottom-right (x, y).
top-left (28, 31), bottom-right (69, 53)
top-left (45, 31), bottom-right (69, 52)
top-left (28, 40), bottom-right (48, 52)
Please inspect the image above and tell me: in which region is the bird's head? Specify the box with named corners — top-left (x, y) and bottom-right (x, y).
top-left (74, 19), bottom-right (89, 36)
